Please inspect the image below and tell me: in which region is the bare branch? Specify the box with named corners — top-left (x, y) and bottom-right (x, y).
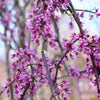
top-left (75, 9), bottom-right (100, 15)
top-left (41, 37), bottom-right (57, 100)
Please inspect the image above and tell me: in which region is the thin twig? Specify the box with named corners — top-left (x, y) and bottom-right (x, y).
top-left (68, 2), bottom-right (84, 35)
top-left (90, 54), bottom-right (100, 94)
top-left (40, 1), bottom-right (57, 99)
top-left (0, 80), bottom-right (15, 96)
top-left (75, 9), bottom-right (95, 14)
top-left (51, 14), bottom-right (70, 75)
top-left (20, 83), bottom-right (30, 100)
top-left (41, 37), bottom-right (57, 100)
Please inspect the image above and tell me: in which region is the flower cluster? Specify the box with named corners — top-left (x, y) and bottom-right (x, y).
top-left (48, 80), bottom-right (71, 100)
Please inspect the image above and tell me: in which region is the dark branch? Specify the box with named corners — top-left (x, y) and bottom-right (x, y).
top-left (20, 83), bottom-right (30, 100)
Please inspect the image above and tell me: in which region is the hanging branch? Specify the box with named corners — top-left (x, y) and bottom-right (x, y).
top-left (69, 0), bottom-right (100, 95)
top-left (68, 2), bottom-right (84, 35)
top-left (20, 83), bottom-right (30, 100)
top-left (39, 1), bottom-right (57, 99)
top-left (90, 54), bottom-right (100, 94)
top-left (51, 14), bottom-right (70, 75)
top-left (41, 37), bottom-right (57, 100)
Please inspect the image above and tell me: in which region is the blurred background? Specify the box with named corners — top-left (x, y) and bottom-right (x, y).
top-left (0, 0), bottom-right (100, 100)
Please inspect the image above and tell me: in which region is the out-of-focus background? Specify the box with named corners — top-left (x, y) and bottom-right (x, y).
top-left (0, 0), bottom-right (100, 100)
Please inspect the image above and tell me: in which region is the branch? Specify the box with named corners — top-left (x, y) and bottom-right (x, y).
top-left (41, 37), bottom-right (57, 100)
top-left (75, 9), bottom-right (95, 14)
top-left (0, 80), bottom-right (15, 96)
top-left (69, 0), bottom-right (100, 95)
top-left (54, 38), bottom-right (79, 84)
top-left (90, 54), bottom-right (100, 94)
top-left (57, 70), bottom-right (86, 79)
top-left (51, 15), bottom-right (70, 88)
top-left (28, 32), bottom-right (34, 75)
top-left (75, 9), bottom-right (100, 15)
top-left (68, 1), bottom-right (84, 35)
top-left (20, 83), bottom-right (30, 100)
top-left (51, 14), bottom-right (70, 74)
top-left (40, 1), bottom-right (57, 99)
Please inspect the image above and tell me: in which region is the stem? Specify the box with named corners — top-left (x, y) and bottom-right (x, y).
top-left (20, 83), bottom-right (30, 100)
top-left (75, 9), bottom-right (96, 14)
top-left (0, 80), bottom-right (15, 95)
top-left (41, 37), bottom-right (57, 100)
top-left (51, 14), bottom-right (70, 75)
top-left (90, 54), bottom-right (100, 94)
top-left (68, 1), bottom-right (84, 35)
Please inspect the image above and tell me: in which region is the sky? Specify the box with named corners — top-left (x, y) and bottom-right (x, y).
top-left (72, 0), bottom-right (100, 35)
top-left (58, 0), bottom-right (100, 40)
